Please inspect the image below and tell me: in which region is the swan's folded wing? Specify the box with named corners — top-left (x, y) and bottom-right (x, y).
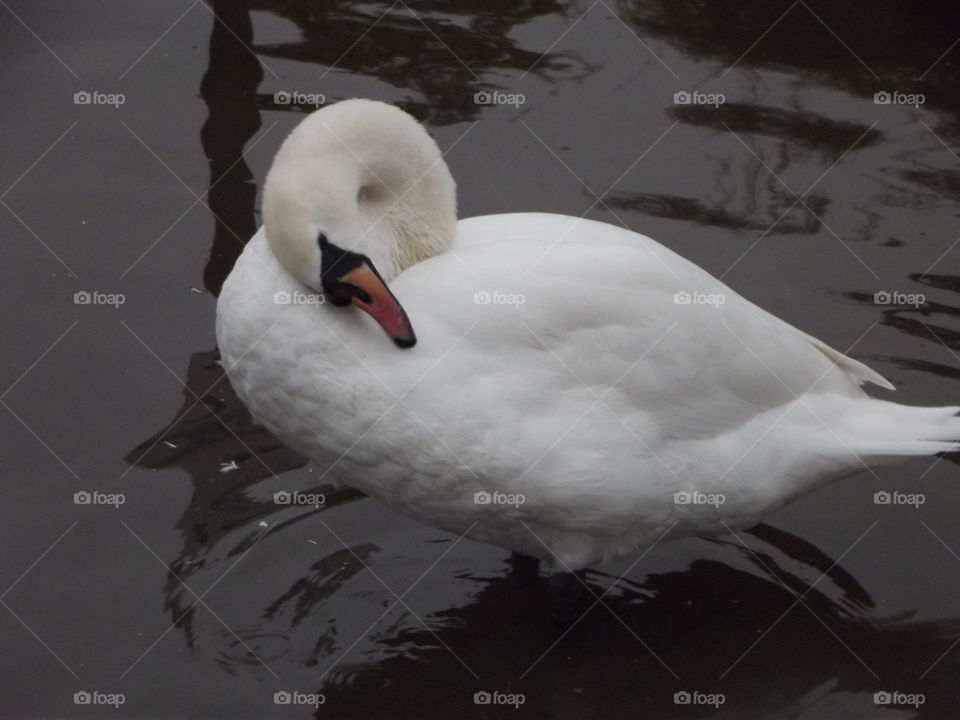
top-left (400, 213), bottom-right (882, 441)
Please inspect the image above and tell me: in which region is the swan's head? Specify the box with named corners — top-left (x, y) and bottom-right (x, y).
top-left (263, 98), bottom-right (457, 348)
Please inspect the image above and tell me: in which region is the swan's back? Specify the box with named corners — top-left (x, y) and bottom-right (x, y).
top-left (389, 213), bottom-right (876, 441)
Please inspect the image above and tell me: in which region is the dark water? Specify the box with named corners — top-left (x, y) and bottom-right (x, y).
top-left (3, 1), bottom-right (960, 717)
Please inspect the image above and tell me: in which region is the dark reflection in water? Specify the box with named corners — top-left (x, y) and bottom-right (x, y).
top-left (123, 345), bottom-right (367, 651)
top-left (113, 0), bottom-right (960, 717)
top-left (617, 106), bottom-right (878, 237)
top-left (605, 187), bottom-right (829, 235)
top-left (610, 0), bottom-right (960, 236)
top-left (914, 273), bottom-right (960, 296)
top-left (844, 280), bottom-right (960, 387)
top-left (200, 0), bottom-right (263, 296)
top-left (901, 168), bottom-right (960, 201)
top-left (619, 0), bottom-right (960, 121)
top-left (607, 98), bottom-right (882, 237)
top-left (252, 0), bottom-right (586, 124)
top-left (673, 104), bottom-right (884, 156)
top-left (248, 532), bottom-right (960, 719)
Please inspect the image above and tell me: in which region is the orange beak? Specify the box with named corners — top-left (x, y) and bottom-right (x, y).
top-left (338, 263), bottom-right (417, 348)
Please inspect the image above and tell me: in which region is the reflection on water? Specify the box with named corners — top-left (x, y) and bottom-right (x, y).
top-left (251, 0), bottom-right (586, 124)
top-left (118, 0), bottom-right (960, 716)
top-left (200, 0), bottom-right (263, 296)
top-left (844, 273), bottom-right (960, 390)
top-left (618, 0), bottom-right (960, 109)
top-left (312, 549), bottom-right (960, 718)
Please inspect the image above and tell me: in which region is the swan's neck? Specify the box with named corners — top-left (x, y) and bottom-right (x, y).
top-left (354, 156), bottom-right (457, 280)
top-left (263, 101), bottom-right (458, 285)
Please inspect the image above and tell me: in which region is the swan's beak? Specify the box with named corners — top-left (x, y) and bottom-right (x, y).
top-left (338, 262), bottom-right (417, 348)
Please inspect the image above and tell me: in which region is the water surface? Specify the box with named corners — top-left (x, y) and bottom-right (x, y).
top-left (3, 1), bottom-right (960, 717)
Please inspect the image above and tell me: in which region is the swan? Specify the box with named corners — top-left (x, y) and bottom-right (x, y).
top-left (217, 98), bottom-right (960, 570)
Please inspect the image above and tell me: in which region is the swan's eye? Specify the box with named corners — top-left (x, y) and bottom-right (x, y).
top-left (318, 232), bottom-right (329, 248)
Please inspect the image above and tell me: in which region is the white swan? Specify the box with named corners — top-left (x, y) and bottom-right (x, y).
top-left (217, 98), bottom-right (960, 570)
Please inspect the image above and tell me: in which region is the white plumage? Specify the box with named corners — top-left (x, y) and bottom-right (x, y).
top-left (217, 99), bottom-right (960, 569)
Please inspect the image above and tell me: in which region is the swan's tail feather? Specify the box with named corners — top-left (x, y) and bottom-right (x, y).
top-left (840, 401), bottom-right (960, 460)
top-left (855, 439), bottom-right (960, 457)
